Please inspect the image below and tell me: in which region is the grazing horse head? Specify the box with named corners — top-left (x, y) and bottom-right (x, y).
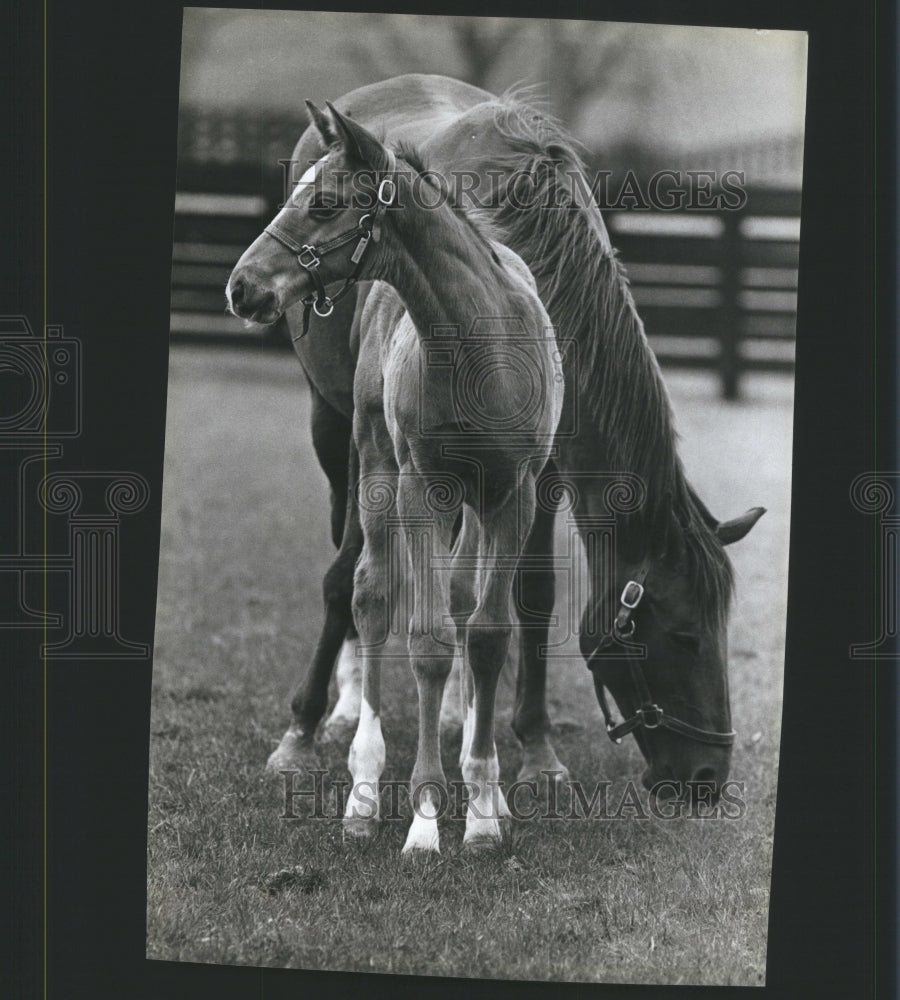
top-left (580, 493), bottom-right (765, 801)
top-left (227, 101), bottom-right (398, 327)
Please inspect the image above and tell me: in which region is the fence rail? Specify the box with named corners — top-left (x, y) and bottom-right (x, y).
top-left (170, 163), bottom-right (799, 397)
top-left (605, 185), bottom-right (800, 398)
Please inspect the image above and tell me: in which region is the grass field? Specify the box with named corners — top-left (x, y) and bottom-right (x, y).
top-left (147, 344), bottom-right (793, 985)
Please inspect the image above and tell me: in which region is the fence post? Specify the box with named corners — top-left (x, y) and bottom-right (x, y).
top-left (719, 207), bottom-right (742, 400)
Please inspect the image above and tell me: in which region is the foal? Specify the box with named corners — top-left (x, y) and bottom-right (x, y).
top-left (230, 102), bottom-right (563, 852)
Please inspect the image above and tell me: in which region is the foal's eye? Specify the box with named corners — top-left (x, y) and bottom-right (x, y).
top-left (669, 631), bottom-right (700, 653)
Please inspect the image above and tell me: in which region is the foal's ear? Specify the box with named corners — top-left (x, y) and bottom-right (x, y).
top-left (716, 506), bottom-right (766, 545)
top-left (325, 100), bottom-right (391, 171)
top-left (305, 100), bottom-right (339, 146)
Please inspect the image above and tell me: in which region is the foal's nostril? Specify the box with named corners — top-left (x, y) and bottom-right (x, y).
top-left (229, 278), bottom-right (245, 309)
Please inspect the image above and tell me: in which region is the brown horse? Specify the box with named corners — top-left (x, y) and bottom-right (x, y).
top-left (228, 74), bottom-right (764, 809)
top-left (230, 102), bottom-right (562, 851)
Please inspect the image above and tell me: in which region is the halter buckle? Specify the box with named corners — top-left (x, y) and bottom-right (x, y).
top-left (620, 580), bottom-right (645, 609)
top-left (378, 178), bottom-right (396, 205)
top-left (613, 618), bottom-right (636, 640)
top-left (638, 704), bottom-right (662, 729)
top-left (297, 245), bottom-right (320, 269)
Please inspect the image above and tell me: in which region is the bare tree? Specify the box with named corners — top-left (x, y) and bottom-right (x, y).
top-left (450, 19), bottom-right (526, 90)
top-left (543, 21), bottom-right (658, 119)
top-left (339, 14), bottom-right (526, 92)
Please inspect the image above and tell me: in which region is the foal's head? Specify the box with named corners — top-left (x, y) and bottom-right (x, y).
top-left (227, 102), bottom-right (403, 325)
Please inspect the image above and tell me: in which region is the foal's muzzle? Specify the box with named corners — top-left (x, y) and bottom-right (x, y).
top-left (227, 271), bottom-right (283, 325)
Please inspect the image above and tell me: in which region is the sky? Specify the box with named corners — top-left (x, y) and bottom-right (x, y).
top-left (179, 10), bottom-right (808, 158)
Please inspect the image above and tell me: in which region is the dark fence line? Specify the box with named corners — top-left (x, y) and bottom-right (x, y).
top-left (175, 106), bottom-right (804, 186)
top-left (171, 155), bottom-right (799, 398)
top-left (605, 185), bottom-right (799, 398)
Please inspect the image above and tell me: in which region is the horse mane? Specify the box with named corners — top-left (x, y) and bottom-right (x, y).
top-left (488, 95), bottom-right (734, 622)
top-left (391, 140), bottom-right (502, 265)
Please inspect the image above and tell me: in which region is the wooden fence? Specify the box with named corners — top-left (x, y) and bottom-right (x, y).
top-left (606, 186), bottom-right (800, 398)
top-left (170, 164), bottom-right (799, 398)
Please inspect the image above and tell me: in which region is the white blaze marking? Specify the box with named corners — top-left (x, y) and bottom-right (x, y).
top-left (345, 695), bottom-right (385, 821)
top-left (291, 154), bottom-right (329, 203)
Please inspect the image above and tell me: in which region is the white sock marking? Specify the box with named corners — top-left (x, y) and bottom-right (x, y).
top-left (462, 747), bottom-right (509, 844)
top-left (439, 652), bottom-right (464, 729)
top-left (402, 793), bottom-right (441, 854)
top-left (323, 639), bottom-right (362, 732)
top-left (345, 696), bottom-right (385, 822)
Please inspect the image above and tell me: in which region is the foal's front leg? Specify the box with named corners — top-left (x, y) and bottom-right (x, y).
top-left (342, 496), bottom-right (389, 840)
top-left (342, 427), bottom-right (397, 840)
top-left (461, 481), bottom-right (536, 848)
top-left (450, 505), bottom-right (480, 770)
top-left (398, 468), bottom-right (458, 854)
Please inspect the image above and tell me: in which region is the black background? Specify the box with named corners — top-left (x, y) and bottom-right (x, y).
top-left (5, 0), bottom-right (897, 997)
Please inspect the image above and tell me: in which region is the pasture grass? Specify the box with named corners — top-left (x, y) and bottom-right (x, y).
top-left (147, 345), bottom-right (792, 985)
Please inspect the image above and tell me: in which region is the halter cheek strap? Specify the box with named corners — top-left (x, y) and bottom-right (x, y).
top-left (587, 564), bottom-right (737, 748)
top-left (264, 163), bottom-right (397, 340)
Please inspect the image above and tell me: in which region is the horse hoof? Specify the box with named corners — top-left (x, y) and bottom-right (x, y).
top-left (463, 816), bottom-right (508, 851)
top-left (516, 764), bottom-right (570, 787)
top-left (516, 767), bottom-right (569, 789)
top-left (402, 815), bottom-right (441, 855)
top-left (265, 726), bottom-right (319, 773)
top-left (342, 817), bottom-right (379, 842)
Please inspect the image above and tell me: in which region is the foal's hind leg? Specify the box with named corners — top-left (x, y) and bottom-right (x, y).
top-left (512, 463), bottom-right (570, 786)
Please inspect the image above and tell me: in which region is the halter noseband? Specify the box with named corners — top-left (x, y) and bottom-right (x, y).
top-left (263, 166), bottom-right (397, 341)
top-left (588, 564), bottom-right (736, 748)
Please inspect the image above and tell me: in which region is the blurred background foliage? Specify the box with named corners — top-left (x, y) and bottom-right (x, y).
top-left (177, 10), bottom-right (807, 187)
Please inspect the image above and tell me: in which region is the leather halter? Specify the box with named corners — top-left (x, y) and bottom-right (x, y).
top-left (263, 165), bottom-right (397, 341)
top-left (587, 564), bottom-right (736, 748)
